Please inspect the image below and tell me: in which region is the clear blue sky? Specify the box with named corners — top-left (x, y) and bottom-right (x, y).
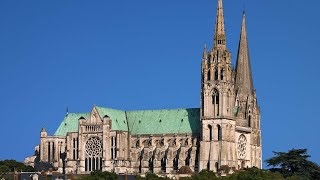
top-left (0, 0), bottom-right (319, 168)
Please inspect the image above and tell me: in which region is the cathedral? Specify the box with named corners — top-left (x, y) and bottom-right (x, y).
top-left (24, 0), bottom-right (262, 175)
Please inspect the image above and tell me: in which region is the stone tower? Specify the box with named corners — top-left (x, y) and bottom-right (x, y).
top-left (199, 0), bottom-right (262, 172)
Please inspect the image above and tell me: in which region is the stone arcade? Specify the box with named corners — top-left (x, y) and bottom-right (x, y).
top-left (25, 0), bottom-right (262, 175)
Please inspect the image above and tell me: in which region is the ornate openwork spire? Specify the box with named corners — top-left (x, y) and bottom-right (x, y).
top-left (213, 0), bottom-right (226, 49)
top-left (235, 12), bottom-right (254, 95)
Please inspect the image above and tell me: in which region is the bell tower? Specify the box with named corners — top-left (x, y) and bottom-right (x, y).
top-left (199, 0), bottom-right (237, 172)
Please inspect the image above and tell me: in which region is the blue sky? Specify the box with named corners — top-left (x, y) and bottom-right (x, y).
top-left (0, 0), bottom-right (319, 168)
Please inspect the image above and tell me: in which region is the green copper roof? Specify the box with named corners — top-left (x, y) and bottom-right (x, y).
top-left (53, 107), bottom-right (200, 136)
top-left (54, 113), bottom-right (89, 136)
top-left (126, 108), bottom-right (200, 135)
top-left (95, 106), bottom-right (128, 131)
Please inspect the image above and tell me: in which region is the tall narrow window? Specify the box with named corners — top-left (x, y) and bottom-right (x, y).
top-left (48, 142), bottom-right (51, 163)
top-left (149, 158), bottom-right (154, 173)
top-left (73, 138), bottom-right (79, 160)
top-left (77, 138), bottom-right (79, 160)
top-left (208, 125), bottom-right (213, 141)
top-left (185, 150), bottom-right (191, 166)
top-left (85, 158), bottom-right (88, 171)
top-left (201, 94), bottom-right (204, 116)
top-left (213, 89), bottom-right (219, 116)
top-left (220, 69), bottom-right (224, 80)
top-left (161, 157), bottom-right (166, 172)
top-left (139, 150), bottom-right (143, 173)
top-left (215, 162), bottom-right (219, 172)
top-left (214, 68), bottom-right (218, 80)
top-left (52, 142), bottom-right (55, 162)
top-left (207, 70), bottom-right (211, 81)
top-left (73, 138), bottom-right (76, 160)
top-left (111, 136), bottom-right (117, 159)
top-left (248, 115), bottom-right (251, 128)
top-left (173, 157), bottom-right (178, 171)
top-left (217, 125), bottom-right (222, 141)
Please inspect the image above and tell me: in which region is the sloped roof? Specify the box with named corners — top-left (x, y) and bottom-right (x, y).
top-left (95, 106), bottom-right (128, 131)
top-left (127, 108), bottom-right (200, 135)
top-left (54, 113), bottom-right (89, 136)
top-left (53, 107), bottom-right (200, 136)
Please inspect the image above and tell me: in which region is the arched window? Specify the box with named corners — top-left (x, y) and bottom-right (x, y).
top-left (213, 89), bottom-right (219, 116)
top-left (208, 125), bottom-right (213, 141)
top-left (217, 125), bottom-right (222, 141)
top-left (220, 69), bottom-right (224, 80)
top-left (248, 115), bottom-right (251, 128)
top-left (207, 70), bottom-right (211, 81)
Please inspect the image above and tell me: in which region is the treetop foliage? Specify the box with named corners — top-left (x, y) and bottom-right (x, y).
top-left (0, 159), bottom-right (34, 172)
top-left (265, 149), bottom-right (320, 180)
top-left (81, 171), bottom-right (118, 180)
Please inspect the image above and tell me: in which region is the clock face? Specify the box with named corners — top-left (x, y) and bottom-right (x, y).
top-left (238, 134), bottom-right (247, 159)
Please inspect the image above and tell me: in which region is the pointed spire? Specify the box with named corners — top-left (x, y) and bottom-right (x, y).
top-left (213, 0), bottom-right (227, 49)
top-left (202, 43), bottom-right (207, 60)
top-left (235, 12), bottom-right (254, 95)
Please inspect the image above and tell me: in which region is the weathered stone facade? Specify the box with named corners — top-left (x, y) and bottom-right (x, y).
top-left (24, 0), bottom-right (262, 175)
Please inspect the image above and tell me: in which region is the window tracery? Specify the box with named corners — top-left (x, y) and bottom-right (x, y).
top-left (85, 137), bottom-right (102, 172)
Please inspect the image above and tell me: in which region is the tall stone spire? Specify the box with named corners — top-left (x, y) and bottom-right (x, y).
top-left (235, 12), bottom-right (254, 95)
top-left (213, 0), bottom-right (226, 49)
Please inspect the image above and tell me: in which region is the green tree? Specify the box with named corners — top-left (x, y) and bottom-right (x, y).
top-left (190, 169), bottom-right (219, 180)
top-left (0, 159), bottom-right (34, 172)
top-left (226, 167), bottom-right (284, 180)
top-left (82, 171), bottom-right (117, 180)
top-left (136, 173), bottom-right (171, 180)
top-left (265, 149), bottom-right (320, 179)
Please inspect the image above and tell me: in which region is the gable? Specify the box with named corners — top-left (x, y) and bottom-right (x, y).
top-left (95, 106), bottom-right (128, 131)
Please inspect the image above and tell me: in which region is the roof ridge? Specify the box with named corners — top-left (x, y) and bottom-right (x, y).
top-left (126, 107), bottom-right (200, 112)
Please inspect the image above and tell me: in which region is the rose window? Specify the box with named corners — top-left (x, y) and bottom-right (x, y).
top-left (237, 134), bottom-right (247, 159)
top-left (85, 137), bottom-right (102, 157)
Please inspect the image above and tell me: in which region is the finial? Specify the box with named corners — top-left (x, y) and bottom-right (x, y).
top-left (203, 42), bottom-right (207, 60)
top-left (66, 107), bottom-right (69, 116)
top-left (242, 0), bottom-right (247, 12)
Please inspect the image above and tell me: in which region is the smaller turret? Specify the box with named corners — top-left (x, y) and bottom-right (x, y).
top-left (40, 127), bottom-right (47, 138)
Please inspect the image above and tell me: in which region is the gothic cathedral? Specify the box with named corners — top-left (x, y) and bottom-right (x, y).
top-left (25, 0), bottom-right (262, 176)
